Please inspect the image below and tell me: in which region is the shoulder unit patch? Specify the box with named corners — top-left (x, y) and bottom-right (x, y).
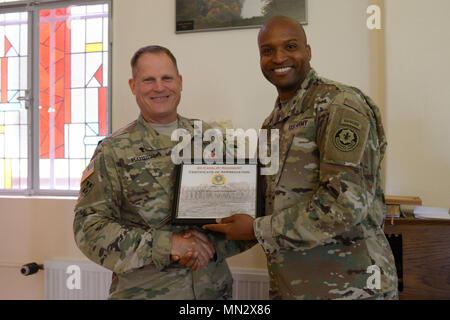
top-left (334, 127), bottom-right (359, 152)
top-left (323, 103), bottom-right (370, 165)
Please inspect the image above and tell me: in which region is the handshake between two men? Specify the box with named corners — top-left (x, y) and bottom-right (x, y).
top-left (170, 214), bottom-right (256, 271)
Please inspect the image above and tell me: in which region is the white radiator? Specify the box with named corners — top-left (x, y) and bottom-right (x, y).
top-left (44, 260), bottom-right (112, 300)
top-left (44, 260), bottom-right (269, 300)
top-left (231, 268), bottom-right (270, 300)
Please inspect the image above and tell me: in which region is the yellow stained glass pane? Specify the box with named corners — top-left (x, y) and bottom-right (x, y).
top-left (85, 43), bottom-right (103, 53)
top-left (0, 125), bottom-right (4, 134)
top-left (4, 158), bottom-right (12, 189)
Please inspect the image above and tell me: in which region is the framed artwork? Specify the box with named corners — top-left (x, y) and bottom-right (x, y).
top-left (175, 0), bottom-right (307, 33)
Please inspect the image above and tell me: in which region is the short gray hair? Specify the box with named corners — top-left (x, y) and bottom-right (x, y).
top-left (130, 45), bottom-right (179, 78)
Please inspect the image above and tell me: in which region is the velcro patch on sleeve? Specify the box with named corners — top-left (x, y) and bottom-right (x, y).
top-left (323, 104), bottom-right (370, 165)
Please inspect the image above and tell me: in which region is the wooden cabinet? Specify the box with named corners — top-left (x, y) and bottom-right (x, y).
top-left (384, 218), bottom-right (450, 299)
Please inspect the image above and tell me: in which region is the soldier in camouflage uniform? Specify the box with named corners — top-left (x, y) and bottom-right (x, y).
top-left (74, 45), bottom-right (246, 299)
top-left (204, 16), bottom-right (398, 299)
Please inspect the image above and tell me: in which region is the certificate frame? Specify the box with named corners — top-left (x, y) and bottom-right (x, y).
top-left (171, 161), bottom-right (262, 225)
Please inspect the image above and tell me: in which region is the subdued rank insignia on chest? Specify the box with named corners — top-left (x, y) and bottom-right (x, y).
top-left (81, 161), bottom-right (94, 183)
top-left (334, 127), bottom-right (359, 152)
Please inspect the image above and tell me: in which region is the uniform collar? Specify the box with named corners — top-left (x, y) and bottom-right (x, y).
top-left (264, 68), bottom-right (318, 127)
top-left (138, 114), bottom-right (195, 150)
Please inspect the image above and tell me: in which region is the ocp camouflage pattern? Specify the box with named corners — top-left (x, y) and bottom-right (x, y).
top-left (253, 69), bottom-right (398, 299)
top-left (74, 115), bottom-right (251, 299)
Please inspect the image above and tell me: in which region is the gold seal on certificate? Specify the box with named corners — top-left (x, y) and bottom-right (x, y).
top-left (172, 163), bottom-right (261, 224)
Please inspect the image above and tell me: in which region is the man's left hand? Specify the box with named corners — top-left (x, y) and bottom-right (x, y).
top-left (203, 214), bottom-right (256, 240)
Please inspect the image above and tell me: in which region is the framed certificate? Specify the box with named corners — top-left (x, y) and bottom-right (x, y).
top-left (171, 162), bottom-right (262, 225)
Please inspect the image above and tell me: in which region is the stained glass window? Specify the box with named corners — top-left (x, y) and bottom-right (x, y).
top-left (0, 11), bottom-right (28, 190)
top-left (0, 1), bottom-right (110, 194)
top-left (39, 4), bottom-right (109, 191)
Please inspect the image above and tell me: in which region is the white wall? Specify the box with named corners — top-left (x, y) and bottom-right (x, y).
top-left (384, 0), bottom-right (450, 208)
top-left (112, 0), bottom-right (371, 132)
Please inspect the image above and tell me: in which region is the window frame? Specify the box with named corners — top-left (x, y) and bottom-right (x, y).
top-left (0, 0), bottom-right (112, 197)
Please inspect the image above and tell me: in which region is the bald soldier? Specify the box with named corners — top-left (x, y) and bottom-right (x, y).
top-left (204, 16), bottom-right (398, 299)
top-left (74, 45), bottom-right (247, 299)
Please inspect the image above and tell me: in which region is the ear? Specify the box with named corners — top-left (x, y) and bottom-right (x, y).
top-left (128, 78), bottom-right (136, 95)
top-left (179, 74), bottom-right (183, 92)
top-left (306, 45), bottom-right (312, 61)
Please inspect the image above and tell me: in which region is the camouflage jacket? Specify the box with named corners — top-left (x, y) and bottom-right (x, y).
top-left (254, 69), bottom-right (398, 299)
top-left (74, 115), bottom-right (246, 299)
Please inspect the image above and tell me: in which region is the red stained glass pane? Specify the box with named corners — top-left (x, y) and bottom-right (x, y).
top-left (39, 4), bottom-right (109, 190)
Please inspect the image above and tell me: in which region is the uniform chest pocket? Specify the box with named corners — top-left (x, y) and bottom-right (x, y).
top-left (122, 154), bottom-right (176, 227)
top-left (282, 117), bottom-right (317, 166)
top-left (278, 119), bottom-right (319, 190)
top-left (123, 152), bottom-right (175, 204)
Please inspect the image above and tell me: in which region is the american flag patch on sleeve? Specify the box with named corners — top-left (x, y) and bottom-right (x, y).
top-left (81, 161), bottom-right (95, 183)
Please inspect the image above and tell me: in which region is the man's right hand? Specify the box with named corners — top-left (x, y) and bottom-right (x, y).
top-left (171, 230), bottom-right (215, 271)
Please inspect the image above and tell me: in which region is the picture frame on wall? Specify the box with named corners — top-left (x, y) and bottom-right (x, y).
top-left (175, 0), bottom-right (307, 33)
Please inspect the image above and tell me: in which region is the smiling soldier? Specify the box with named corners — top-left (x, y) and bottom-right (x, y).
top-left (204, 16), bottom-right (398, 300)
top-left (74, 45), bottom-right (247, 300)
